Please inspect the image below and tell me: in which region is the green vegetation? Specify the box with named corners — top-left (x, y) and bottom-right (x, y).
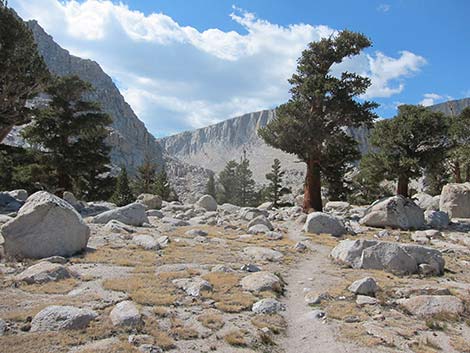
top-left (265, 159), bottom-right (285, 207)
top-left (360, 105), bottom-right (449, 197)
top-left (22, 76), bottom-right (113, 199)
top-left (259, 30), bottom-right (377, 211)
top-left (111, 167), bottom-right (134, 206)
top-left (0, 0), bottom-right (50, 142)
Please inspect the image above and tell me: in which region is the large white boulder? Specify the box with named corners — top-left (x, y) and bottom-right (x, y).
top-left (397, 295), bottom-right (464, 318)
top-left (195, 195), bottom-right (217, 211)
top-left (92, 203), bottom-right (149, 226)
top-left (110, 301), bottom-right (142, 327)
top-left (1, 191), bottom-right (90, 259)
top-left (439, 183), bottom-right (470, 218)
top-left (248, 215), bottom-right (273, 230)
top-left (331, 239), bottom-right (445, 276)
top-left (15, 261), bottom-right (77, 284)
top-left (8, 189), bottom-right (28, 202)
top-left (31, 305), bottom-right (97, 332)
top-left (303, 212), bottom-right (346, 236)
top-left (424, 210), bottom-right (450, 229)
top-left (360, 196), bottom-right (424, 230)
top-left (240, 271), bottom-right (282, 293)
top-left (136, 193), bottom-right (162, 210)
top-left (412, 192), bottom-right (438, 211)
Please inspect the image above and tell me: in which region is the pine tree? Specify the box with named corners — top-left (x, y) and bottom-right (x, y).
top-left (155, 169), bottom-right (171, 201)
top-left (0, 1), bottom-right (50, 141)
top-left (111, 167), bottom-right (134, 206)
top-left (22, 75), bottom-right (112, 196)
top-left (235, 154), bottom-right (257, 207)
top-left (448, 107), bottom-right (470, 182)
top-left (134, 156), bottom-right (157, 194)
top-left (265, 159), bottom-right (285, 207)
top-left (206, 173), bottom-right (216, 198)
top-left (361, 105), bottom-right (449, 197)
top-left (322, 133), bottom-right (361, 201)
top-left (217, 160), bottom-right (239, 204)
top-left (259, 31), bottom-right (377, 212)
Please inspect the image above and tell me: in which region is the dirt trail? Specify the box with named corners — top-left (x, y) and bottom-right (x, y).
top-left (280, 225), bottom-right (390, 353)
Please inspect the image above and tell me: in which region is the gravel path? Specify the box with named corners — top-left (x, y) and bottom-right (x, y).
top-left (280, 225), bottom-right (389, 353)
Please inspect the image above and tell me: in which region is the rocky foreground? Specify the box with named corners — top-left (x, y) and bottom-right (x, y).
top-left (0, 186), bottom-right (470, 353)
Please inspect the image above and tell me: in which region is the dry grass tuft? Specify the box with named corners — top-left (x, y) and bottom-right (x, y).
top-left (224, 330), bottom-right (248, 347)
top-left (410, 337), bottom-right (442, 352)
top-left (72, 247), bottom-right (156, 267)
top-left (197, 313), bottom-right (225, 330)
top-left (251, 314), bottom-right (287, 334)
top-left (170, 317), bottom-right (199, 340)
top-left (19, 278), bottom-right (78, 294)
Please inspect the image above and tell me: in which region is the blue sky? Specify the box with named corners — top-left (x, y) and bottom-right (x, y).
top-left (10, 0), bottom-right (470, 137)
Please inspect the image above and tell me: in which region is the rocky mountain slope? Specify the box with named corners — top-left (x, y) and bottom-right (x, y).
top-left (2, 20), bottom-right (210, 202)
top-left (159, 109), bottom-right (370, 189)
top-left (159, 99), bottom-right (470, 190)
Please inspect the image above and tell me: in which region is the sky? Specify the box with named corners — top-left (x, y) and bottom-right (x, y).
top-left (10, 0), bottom-right (470, 137)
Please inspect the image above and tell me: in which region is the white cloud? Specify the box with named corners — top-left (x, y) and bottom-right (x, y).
top-left (377, 4), bottom-right (391, 13)
top-left (11, 0), bottom-right (427, 136)
top-left (419, 93), bottom-right (453, 106)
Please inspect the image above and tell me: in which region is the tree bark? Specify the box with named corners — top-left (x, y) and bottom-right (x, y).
top-left (0, 125), bottom-right (14, 143)
top-left (453, 160), bottom-right (462, 183)
top-left (303, 157), bottom-right (323, 212)
top-left (397, 175), bottom-right (409, 198)
top-left (465, 164), bottom-right (470, 183)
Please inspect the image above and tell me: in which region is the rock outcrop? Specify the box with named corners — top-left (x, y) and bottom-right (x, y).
top-left (439, 183), bottom-right (470, 218)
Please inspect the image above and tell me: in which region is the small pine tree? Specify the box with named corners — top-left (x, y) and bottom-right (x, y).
top-left (111, 167), bottom-right (134, 206)
top-left (134, 156), bottom-right (157, 194)
top-left (235, 154), bottom-right (257, 207)
top-left (448, 107), bottom-right (470, 182)
top-left (217, 160), bottom-right (239, 204)
top-left (206, 173), bottom-right (216, 198)
top-left (265, 159), bottom-right (285, 207)
top-left (155, 169), bottom-right (171, 201)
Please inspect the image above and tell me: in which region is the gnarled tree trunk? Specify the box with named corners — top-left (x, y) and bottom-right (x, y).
top-left (453, 160), bottom-right (462, 183)
top-left (303, 157), bottom-right (322, 212)
top-left (397, 175), bottom-right (409, 198)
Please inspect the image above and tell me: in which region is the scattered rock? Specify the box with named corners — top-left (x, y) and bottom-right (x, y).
top-left (252, 298), bottom-right (285, 314)
top-left (240, 271), bottom-right (282, 292)
top-left (0, 192), bottom-right (22, 212)
top-left (306, 310), bottom-right (326, 320)
top-left (248, 224), bottom-right (271, 234)
top-left (266, 231), bottom-right (283, 240)
top-left (146, 209), bottom-right (163, 218)
top-left (304, 291), bottom-right (328, 305)
top-left (294, 241), bottom-right (308, 252)
top-left (195, 195), bottom-right (217, 211)
top-left (243, 246), bottom-right (283, 262)
top-left (110, 301), bottom-right (142, 327)
top-left (247, 215), bottom-right (273, 231)
top-left (356, 295), bottom-right (379, 305)
top-left (173, 277), bottom-right (212, 297)
top-left (360, 196), bottom-right (424, 230)
top-left (104, 220), bottom-right (135, 233)
top-left (240, 264), bottom-right (261, 272)
top-left (324, 201), bottom-right (350, 214)
top-left (424, 210), bottom-right (450, 229)
top-left (185, 229), bottom-right (208, 237)
top-left (397, 295), bottom-right (464, 318)
top-left (15, 261), bottom-right (77, 284)
top-left (239, 207), bottom-right (268, 221)
top-left (63, 191), bottom-right (82, 210)
top-left (92, 203), bottom-right (149, 226)
top-left (31, 305), bottom-right (97, 331)
top-left (330, 239), bottom-right (378, 268)
top-left (0, 318), bottom-right (6, 336)
top-left (360, 242), bottom-right (418, 275)
top-left (257, 202), bottom-right (273, 210)
top-left (303, 212), bottom-right (346, 236)
top-left (2, 191), bottom-right (90, 259)
top-left (156, 235), bottom-right (170, 248)
top-left (136, 194), bottom-right (162, 210)
top-left (439, 183), bottom-right (470, 218)
top-left (348, 277), bottom-right (378, 296)
top-left (132, 235), bottom-right (159, 250)
top-left (8, 189), bottom-right (28, 202)
top-left (412, 192), bottom-right (437, 211)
